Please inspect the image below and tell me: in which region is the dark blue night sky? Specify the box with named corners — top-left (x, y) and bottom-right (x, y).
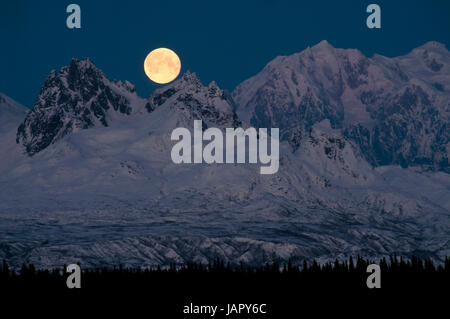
top-left (1, 0), bottom-right (449, 107)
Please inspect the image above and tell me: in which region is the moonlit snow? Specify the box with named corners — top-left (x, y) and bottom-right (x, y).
top-left (0, 41), bottom-right (449, 269)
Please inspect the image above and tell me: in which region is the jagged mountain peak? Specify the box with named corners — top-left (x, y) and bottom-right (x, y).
top-left (315, 39), bottom-right (332, 46)
top-left (145, 71), bottom-right (240, 129)
top-left (16, 58), bottom-right (145, 156)
top-left (71, 56), bottom-right (95, 67)
top-left (297, 41), bottom-right (366, 63)
top-left (405, 41), bottom-right (449, 62)
top-left (178, 70), bottom-right (202, 86)
top-left (266, 41), bottom-right (363, 69)
top-left (114, 80), bottom-right (136, 93)
top-left (56, 58), bottom-right (106, 89)
top-left (399, 41), bottom-right (449, 75)
top-left (309, 39), bottom-right (335, 52)
top-left (415, 41), bottom-right (447, 52)
top-left (148, 71), bottom-right (203, 102)
top-left (207, 80), bottom-right (219, 90)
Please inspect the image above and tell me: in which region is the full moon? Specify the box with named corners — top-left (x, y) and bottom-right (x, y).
top-left (144, 48), bottom-right (181, 84)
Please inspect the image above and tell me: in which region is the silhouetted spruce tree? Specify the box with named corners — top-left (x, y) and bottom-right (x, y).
top-left (349, 256), bottom-right (355, 272)
top-left (1, 260), bottom-right (9, 276)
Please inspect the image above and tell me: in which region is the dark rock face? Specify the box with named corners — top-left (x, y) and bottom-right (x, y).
top-left (346, 84), bottom-right (449, 172)
top-left (249, 84), bottom-right (344, 144)
top-left (17, 58), bottom-right (134, 156)
top-left (146, 87), bottom-right (177, 112)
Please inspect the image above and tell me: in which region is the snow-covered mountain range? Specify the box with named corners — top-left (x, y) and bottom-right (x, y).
top-left (0, 41), bottom-right (449, 269)
top-left (233, 40), bottom-right (450, 172)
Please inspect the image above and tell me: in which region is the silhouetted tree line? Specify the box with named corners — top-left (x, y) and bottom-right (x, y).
top-left (1, 256), bottom-right (448, 318)
top-left (1, 255), bottom-right (449, 291)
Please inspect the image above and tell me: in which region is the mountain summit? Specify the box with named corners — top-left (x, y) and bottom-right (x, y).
top-left (145, 71), bottom-right (240, 130)
top-left (16, 58), bottom-right (146, 155)
top-left (232, 41), bottom-right (450, 172)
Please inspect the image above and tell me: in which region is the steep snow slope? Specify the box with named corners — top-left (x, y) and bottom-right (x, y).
top-left (0, 93), bottom-right (28, 173)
